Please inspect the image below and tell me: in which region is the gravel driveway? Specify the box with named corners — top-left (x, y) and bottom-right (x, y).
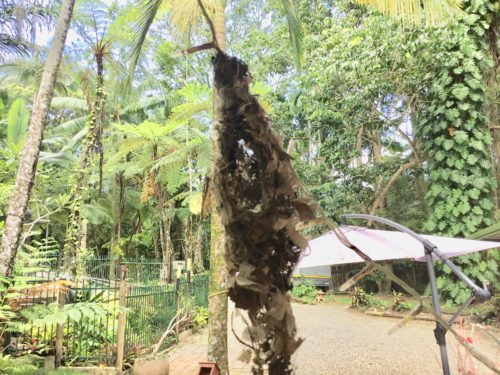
top-left (229, 302), bottom-right (499, 375)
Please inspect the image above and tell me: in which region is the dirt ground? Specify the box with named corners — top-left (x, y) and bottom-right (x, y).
top-left (286, 303), bottom-right (499, 374)
top-left (169, 301), bottom-right (500, 375)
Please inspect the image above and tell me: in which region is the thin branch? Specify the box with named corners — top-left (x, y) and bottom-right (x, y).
top-left (170, 42), bottom-right (217, 58)
top-left (368, 158), bottom-right (420, 219)
top-left (151, 309), bottom-right (190, 355)
top-left (231, 309), bottom-right (254, 350)
top-left (397, 127), bottom-right (419, 160)
top-left (196, 0), bottom-right (221, 53)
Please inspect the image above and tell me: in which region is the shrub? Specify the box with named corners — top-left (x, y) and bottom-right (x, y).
top-left (350, 287), bottom-right (369, 308)
top-left (192, 306), bottom-right (208, 332)
top-left (391, 291), bottom-right (412, 312)
top-left (291, 280), bottom-right (317, 303)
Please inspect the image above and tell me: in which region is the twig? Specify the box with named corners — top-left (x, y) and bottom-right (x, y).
top-left (231, 309), bottom-right (254, 350)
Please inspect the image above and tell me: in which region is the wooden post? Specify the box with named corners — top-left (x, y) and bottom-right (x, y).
top-left (115, 265), bottom-right (127, 374)
top-left (54, 289), bottom-right (66, 368)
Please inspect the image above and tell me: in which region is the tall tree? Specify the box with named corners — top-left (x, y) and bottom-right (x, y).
top-left (62, 1), bottom-right (111, 275)
top-left (418, 0), bottom-right (499, 303)
top-left (0, 0), bottom-right (76, 278)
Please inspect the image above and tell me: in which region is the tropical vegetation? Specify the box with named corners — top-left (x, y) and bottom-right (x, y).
top-left (0, 0), bottom-right (498, 373)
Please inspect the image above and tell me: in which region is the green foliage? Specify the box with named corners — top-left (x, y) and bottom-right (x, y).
top-left (191, 306), bottom-right (208, 332)
top-left (0, 354), bottom-right (40, 375)
top-left (417, 0), bottom-right (498, 304)
top-left (6, 98), bottom-right (29, 149)
top-left (350, 287), bottom-right (370, 308)
top-left (291, 280), bottom-right (317, 303)
top-left (391, 291), bottom-right (412, 312)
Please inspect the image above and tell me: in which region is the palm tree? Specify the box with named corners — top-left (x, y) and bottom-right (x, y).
top-left (0, 0), bottom-right (57, 61)
top-left (0, 0), bottom-right (76, 279)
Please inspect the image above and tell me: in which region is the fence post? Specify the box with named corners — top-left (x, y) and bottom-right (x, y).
top-left (115, 265), bottom-right (127, 374)
top-left (54, 289), bottom-right (65, 368)
top-left (175, 266), bottom-right (182, 338)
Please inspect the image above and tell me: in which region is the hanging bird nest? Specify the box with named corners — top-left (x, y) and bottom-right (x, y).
top-left (211, 53), bottom-right (321, 374)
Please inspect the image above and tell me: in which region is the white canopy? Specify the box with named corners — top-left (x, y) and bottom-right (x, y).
top-left (297, 226), bottom-right (500, 269)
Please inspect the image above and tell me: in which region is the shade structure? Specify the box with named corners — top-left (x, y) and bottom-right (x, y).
top-left (297, 225), bottom-right (500, 269)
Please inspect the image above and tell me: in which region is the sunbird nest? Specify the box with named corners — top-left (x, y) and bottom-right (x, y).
top-left (211, 53), bottom-right (321, 373)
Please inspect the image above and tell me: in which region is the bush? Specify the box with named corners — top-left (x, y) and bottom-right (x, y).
top-left (391, 291), bottom-right (412, 312)
top-left (350, 287), bottom-right (369, 308)
top-left (192, 306), bottom-right (208, 332)
top-left (291, 280), bottom-right (317, 303)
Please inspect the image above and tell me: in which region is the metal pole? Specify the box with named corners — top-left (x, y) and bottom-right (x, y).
top-left (424, 247), bottom-right (451, 375)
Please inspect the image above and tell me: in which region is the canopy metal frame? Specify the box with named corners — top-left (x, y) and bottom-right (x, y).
top-left (340, 214), bottom-right (491, 375)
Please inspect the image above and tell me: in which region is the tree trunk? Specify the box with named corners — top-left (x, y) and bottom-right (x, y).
top-left (378, 262), bottom-right (393, 294)
top-left (94, 52), bottom-right (106, 195)
top-left (158, 190), bottom-right (173, 283)
top-left (63, 60), bottom-right (106, 276)
top-left (355, 126), bottom-right (363, 167)
top-left (0, 0), bottom-right (76, 278)
top-left (207, 213), bottom-right (228, 374)
top-left (109, 172), bottom-right (125, 280)
top-left (207, 4), bottom-right (229, 372)
top-left (193, 222), bottom-right (205, 273)
top-left (110, 173), bottom-right (125, 253)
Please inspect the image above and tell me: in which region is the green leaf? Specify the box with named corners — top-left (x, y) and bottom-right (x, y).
top-left (442, 139), bottom-right (454, 150)
top-left (451, 84), bottom-right (469, 100)
top-left (7, 98), bottom-right (29, 147)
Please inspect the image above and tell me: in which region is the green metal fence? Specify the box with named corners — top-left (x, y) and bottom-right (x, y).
top-left (19, 258), bottom-right (208, 367)
top-left (124, 273), bottom-right (209, 355)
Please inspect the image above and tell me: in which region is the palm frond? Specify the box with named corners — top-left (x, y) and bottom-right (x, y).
top-left (50, 115), bottom-right (88, 136)
top-left (152, 140), bottom-right (205, 171)
top-left (50, 97), bottom-right (88, 111)
top-left (38, 151), bottom-right (69, 164)
top-left (169, 100), bottom-right (211, 122)
top-left (83, 202), bottom-right (112, 225)
top-left (169, 0), bottom-right (222, 38)
top-left (354, 0), bottom-right (463, 26)
top-left (0, 58), bottom-right (45, 88)
top-left (120, 95), bottom-right (169, 115)
top-left (128, 0), bottom-right (163, 84)
top-left (276, 0), bottom-right (304, 69)
top-left (57, 126), bottom-right (87, 154)
top-left (0, 33), bottom-right (30, 61)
